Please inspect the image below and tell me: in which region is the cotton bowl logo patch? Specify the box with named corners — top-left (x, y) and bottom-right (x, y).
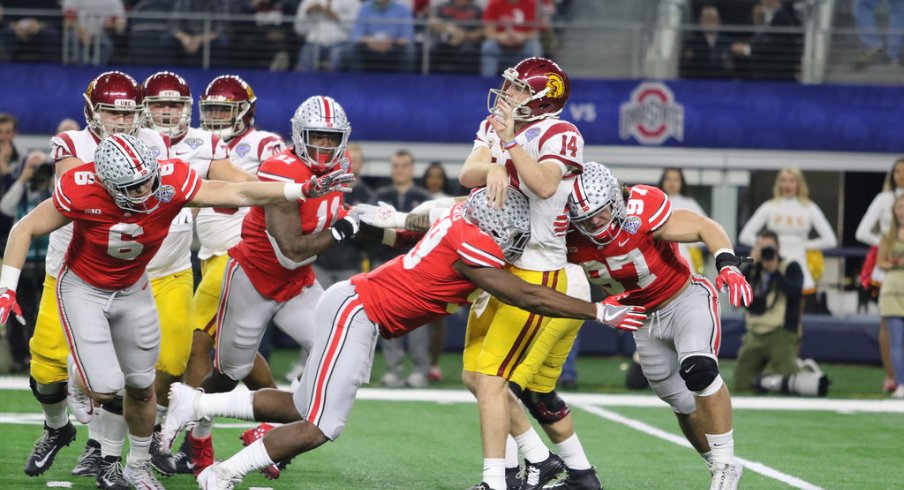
top-left (185, 138), bottom-right (203, 150)
top-left (622, 216), bottom-right (642, 235)
top-left (234, 143), bottom-right (250, 158)
top-left (546, 73), bottom-right (566, 99)
top-left (156, 185), bottom-right (175, 203)
top-left (525, 127), bottom-right (541, 141)
top-left (619, 82), bottom-right (684, 145)
top-left (148, 146), bottom-right (161, 159)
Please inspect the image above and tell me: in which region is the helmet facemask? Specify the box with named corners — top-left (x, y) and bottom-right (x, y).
top-left (94, 134), bottom-right (162, 214)
top-left (487, 68), bottom-right (553, 122)
top-left (571, 202), bottom-right (624, 246)
top-left (568, 162), bottom-right (627, 246)
top-left (143, 95), bottom-right (192, 140)
top-left (108, 172), bottom-right (161, 214)
top-left (88, 100), bottom-right (141, 140)
top-left (292, 124), bottom-right (350, 175)
top-left (199, 100), bottom-right (249, 141)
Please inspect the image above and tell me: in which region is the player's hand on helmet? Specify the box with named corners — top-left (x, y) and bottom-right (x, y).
top-left (714, 251), bottom-right (753, 308)
top-left (302, 169), bottom-right (355, 198)
top-left (331, 211), bottom-right (360, 243)
top-left (595, 293), bottom-right (646, 332)
top-left (354, 201), bottom-right (408, 229)
top-left (486, 165), bottom-right (508, 209)
top-left (0, 288), bottom-right (25, 336)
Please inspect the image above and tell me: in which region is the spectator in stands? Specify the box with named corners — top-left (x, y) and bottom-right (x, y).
top-left (856, 158), bottom-right (904, 392)
top-left (349, 0), bottom-right (416, 72)
top-left (61, 0), bottom-right (127, 65)
top-left (374, 150), bottom-right (432, 387)
top-left (680, 5), bottom-right (734, 79)
top-left (480, 0), bottom-right (542, 77)
top-left (0, 0), bottom-right (62, 62)
top-left (0, 112), bottom-right (23, 250)
top-left (735, 230), bottom-right (829, 396)
top-left (730, 0), bottom-right (802, 80)
top-left (235, 0), bottom-right (294, 71)
top-left (294, 0), bottom-right (359, 71)
top-left (853, 0), bottom-right (904, 66)
top-left (659, 167), bottom-right (707, 274)
top-left (428, 0), bottom-right (483, 73)
top-left (162, 0), bottom-right (232, 66)
top-left (877, 194), bottom-right (904, 398)
top-left (739, 167), bottom-right (837, 301)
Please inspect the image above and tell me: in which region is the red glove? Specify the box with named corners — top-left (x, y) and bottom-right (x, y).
top-left (301, 169), bottom-right (355, 198)
top-left (596, 293), bottom-right (647, 332)
top-left (0, 289), bottom-right (25, 332)
top-left (716, 266), bottom-right (752, 308)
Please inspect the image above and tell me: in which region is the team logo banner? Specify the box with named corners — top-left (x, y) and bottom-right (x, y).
top-left (619, 82), bottom-right (684, 145)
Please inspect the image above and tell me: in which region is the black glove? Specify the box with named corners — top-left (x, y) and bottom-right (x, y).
top-left (330, 215), bottom-right (359, 242)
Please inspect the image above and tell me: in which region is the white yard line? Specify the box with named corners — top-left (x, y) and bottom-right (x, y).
top-left (576, 404), bottom-right (825, 490)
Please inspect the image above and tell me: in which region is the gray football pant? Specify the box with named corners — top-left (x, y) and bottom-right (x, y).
top-left (295, 280), bottom-right (380, 440)
top-left (214, 259), bottom-right (321, 381)
top-left (57, 266), bottom-right (159, 394)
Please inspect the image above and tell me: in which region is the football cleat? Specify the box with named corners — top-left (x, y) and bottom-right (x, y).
top-left (172, 436), bottom-right (196, 474)
top-left (71, 438), bottom-right (101, 476)
top-left (709, 460), bottom-right (743, 490)
top-left (188, 432), bottom-right (215, 476)
top-left (161, 382), bottom-right (202, 450)
top-left (520, 452), bottom-right (565, 490)
top-left (24, 421), bottom-right (77, 476)
top-left (197, 462), bottom-right (242, 490)
top-left (469, 483), bottom-right (492, 490)
top-left (149, 424), bottom-right (176, 476)
top-left (428, 365), bottom-right (443, 382)
top-left (544, 466), bottom-right (603, 490)
top-left (124, 458), bottom-right (166, 489)
top-left (506, 465), bottom-right (523, 490)
top-left (96, 455), bottom-right (129, 490)
top-left (240, 423), bottom-right (283, 480)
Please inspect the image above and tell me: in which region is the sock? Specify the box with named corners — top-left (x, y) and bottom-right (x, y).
top-left (127, 434), bottom-right (152, 464)
top-left (155, 404), bottom-right (167, 426)
top-left (504, 434), bottom-right (519, 469)
top-left (198, 390), bottom-right (255, 420)
top-left (482, 458), bottom-right (505, 490)
top-left (705, 430), bottom-right (734, 465)
top-left (514, 428), bottom-right (550, 464)
top-left (219, 438), bottom-right (274, 479)
top-left (192, 418), bottom-right (214, 439)
top-left (701, 451), bottom-right (714, 466)
top-left (42, 401), bottom-right (70, 429)
top-left (100, 409), bottom-right (128, 458)
top-left (88, 415), bottom-right (102, 442)
top-left (555, 433), bottom-right (591, 470)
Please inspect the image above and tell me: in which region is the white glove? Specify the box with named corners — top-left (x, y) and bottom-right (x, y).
top-left (354, 201), bottom-right (408, 229)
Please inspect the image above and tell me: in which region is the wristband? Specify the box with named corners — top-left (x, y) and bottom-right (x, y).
top-left (284, 183), bottom-right (304, 201)
top-left (0, 265), bottom-right (21, 292)
top-left (502, 139), bottom-right (518, 150)
top-left (382, 229), bottom-right (398, 247)
top-left (713, 249), bottom-right (739, 270)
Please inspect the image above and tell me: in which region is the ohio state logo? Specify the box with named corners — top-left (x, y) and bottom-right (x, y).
top-left (619, 82), bottom-right (684, 145)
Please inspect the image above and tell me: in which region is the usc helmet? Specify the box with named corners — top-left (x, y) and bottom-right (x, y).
top-left (84, 71), bottom-right (142, 140)
top-left (93, 133), bottom-right (161, 214)
top-left (290, 96), bottom-right (351, 175)
top-left (141, 71), bottom-right (192, 140)
top-left (567, 162), bottom-right (626, 246)
top-left (199, 75), bottom-right (256, 141)
top-left (487, 57), bottom-right (570, 122)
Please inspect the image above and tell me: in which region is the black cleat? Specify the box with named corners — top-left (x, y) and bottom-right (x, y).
top-left (520, 452), bottom-right (566, 490)
top-left (72, 438), bottom-right (101, 476)
top-left (96, 455), bottom-right (129, 489)
top-left (506, 466), bottom-right (523, 490)
top-left (545, 466), bottom-right (604, 490)
top-left (24, 421), bottom-right (77, 476)
top-left (171, 435), bottom-right (195, 474)
top-left (149, 424), bottom-right (176, 476)
top-left (469, 483), bottom-right (492, 490)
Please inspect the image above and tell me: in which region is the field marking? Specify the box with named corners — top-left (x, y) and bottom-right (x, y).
top-left (46, 483), bottom-right (72, 488)
top-left (576, 404), bottom-right (825, 490)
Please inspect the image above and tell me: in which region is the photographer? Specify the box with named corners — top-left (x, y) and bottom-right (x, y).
top-left (734, 230), bottom-right (829, 396)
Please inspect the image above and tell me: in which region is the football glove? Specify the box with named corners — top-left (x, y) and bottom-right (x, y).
top-left (595, 293), bottom-right (646, 332)
top-left (355, 201), bottom-right (408, 229)
top-left (331, 214), bottom-right (360, 243)
top-left (301, 169), bottom-right (355, 198)
top-left (715, 251), bottom-right (753, 308)
top-left (0, 288), bottom-right (25, 335)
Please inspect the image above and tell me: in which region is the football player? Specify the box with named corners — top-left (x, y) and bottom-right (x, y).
top-left (139, 70), bottom-right (257, 475)
top-left (159, 187), bottom-right (646, 490)
top-left (458, 57), bottom-right (598, 490)
top-left (0, 134), bottom-right (353, 489)
top-left (566, 162), bottom-right (751, 490)
top-left (182, 95), bottom-right (356, 478)
top-left (20, 71), bottom-right (171, 485)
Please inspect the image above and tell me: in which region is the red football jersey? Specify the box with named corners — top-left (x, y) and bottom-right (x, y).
top-left (352, 204), bottom-right (506, 338)
top-left (229, 149), bottom-right (347, 302)
top-left (567, 185), bottom-right (690, 310)
top-left (52, 159), bottom-right (200, 290)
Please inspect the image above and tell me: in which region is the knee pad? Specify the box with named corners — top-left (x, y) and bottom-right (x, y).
top-left (29, 377), bottom-right (67, 405)
top-left (101, 395), bottom-right (124, 415)
top-left (679, 355), bottom-right (722, 396)
top-left (519, 388), bottom-right (570, 425)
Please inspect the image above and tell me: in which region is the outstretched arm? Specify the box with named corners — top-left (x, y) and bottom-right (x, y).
top-left (3, 199), bottom-right (70, 271)
top-left (653, 209), bottom-right (733, 252)
top-left (188, 169), bottom-right (354, 208)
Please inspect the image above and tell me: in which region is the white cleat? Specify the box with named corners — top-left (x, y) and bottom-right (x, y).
top-left (197, 463), bottom-right (241, 490)
top-left (161, 382), bottom-right (202, 451)
top-left (709, 460), bottom-right (743, 490)
top-left (123, 459), bottom-right (166, 489)
top-left (67, 362), bottom-right (93, 424)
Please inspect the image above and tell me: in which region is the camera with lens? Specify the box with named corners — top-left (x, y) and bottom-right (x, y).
top-left (760, 246), bottom-right (777, 261)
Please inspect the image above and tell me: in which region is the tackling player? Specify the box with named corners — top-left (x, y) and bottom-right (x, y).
top-left (0, 134), bottom-right (353, 488)
top-left (159, 187), bottom-right (646, 490)
top-left (566, 162), bottom-right (751, 490)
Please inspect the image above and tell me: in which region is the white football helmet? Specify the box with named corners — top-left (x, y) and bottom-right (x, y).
top-left (94, 133), bottom-right (161, 214)
top-left (568, 161), bottom-right (626, 245)
top-left (291, 96), bottom-right (351, 175)
top-left (462, 187), bottom-right (531, 263)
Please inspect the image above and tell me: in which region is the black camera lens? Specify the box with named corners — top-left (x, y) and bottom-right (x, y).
top-left (761, 246), bottom-right (777, 260)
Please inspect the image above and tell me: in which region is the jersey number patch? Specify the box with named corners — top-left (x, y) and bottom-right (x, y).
top-left (107, 223), bottom-right (144, 260)
top-left (559, 134), bottom-right (578, 157)
top-left (584, 248), bottom-right (658, 294)
top-left (403, 216), bottom-right (453, 270)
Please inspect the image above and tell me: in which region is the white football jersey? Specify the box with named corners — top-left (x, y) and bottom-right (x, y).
top-left (46, 128), bottom-right (170, 279)
top-left (195, 128), bottom-right (285, 260)
top-left (473, 118), bottom-right (583, 271)
top-left (146, 127), bottom-right (228, 278)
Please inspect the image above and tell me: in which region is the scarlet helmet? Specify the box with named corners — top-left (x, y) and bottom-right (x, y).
top-left (567, 162), bottom-right (626, 246)
top-left (291, 96), bottom-right (351, 175)
top-left (84, 71), bottom-right (142, 140)
top-left (141, 71), bottom-right (192, 140)
top-left (199, 75), bottom-right (256, 141)
top-left (94, 133), bottom-right (161, 214)
top-left (487, 57), bottom-right (570, 122)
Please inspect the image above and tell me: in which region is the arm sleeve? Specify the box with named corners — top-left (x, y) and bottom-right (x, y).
top-left (473, 120), bottom-right (491, 149)
top-left (50, 133), bottom-right (78, 162)
top-left (855, 193), bottom-right (885, 246)
top-left (457, 227), bottom-right (506, 269)
top-left (634, 186), bottom-right (672, 232)
top-left (177, 163), bottom-right (202, 202)
top-left (257, 135), bottom-right (286, 162)
top-left (52, 174), bottom-right (78, 219)
top-left (738, 202), bottom-right (770, 247)
top-left (0, 180), bottom-right (24, 217)
top-left (805, 202), bottom-right (838, 250)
